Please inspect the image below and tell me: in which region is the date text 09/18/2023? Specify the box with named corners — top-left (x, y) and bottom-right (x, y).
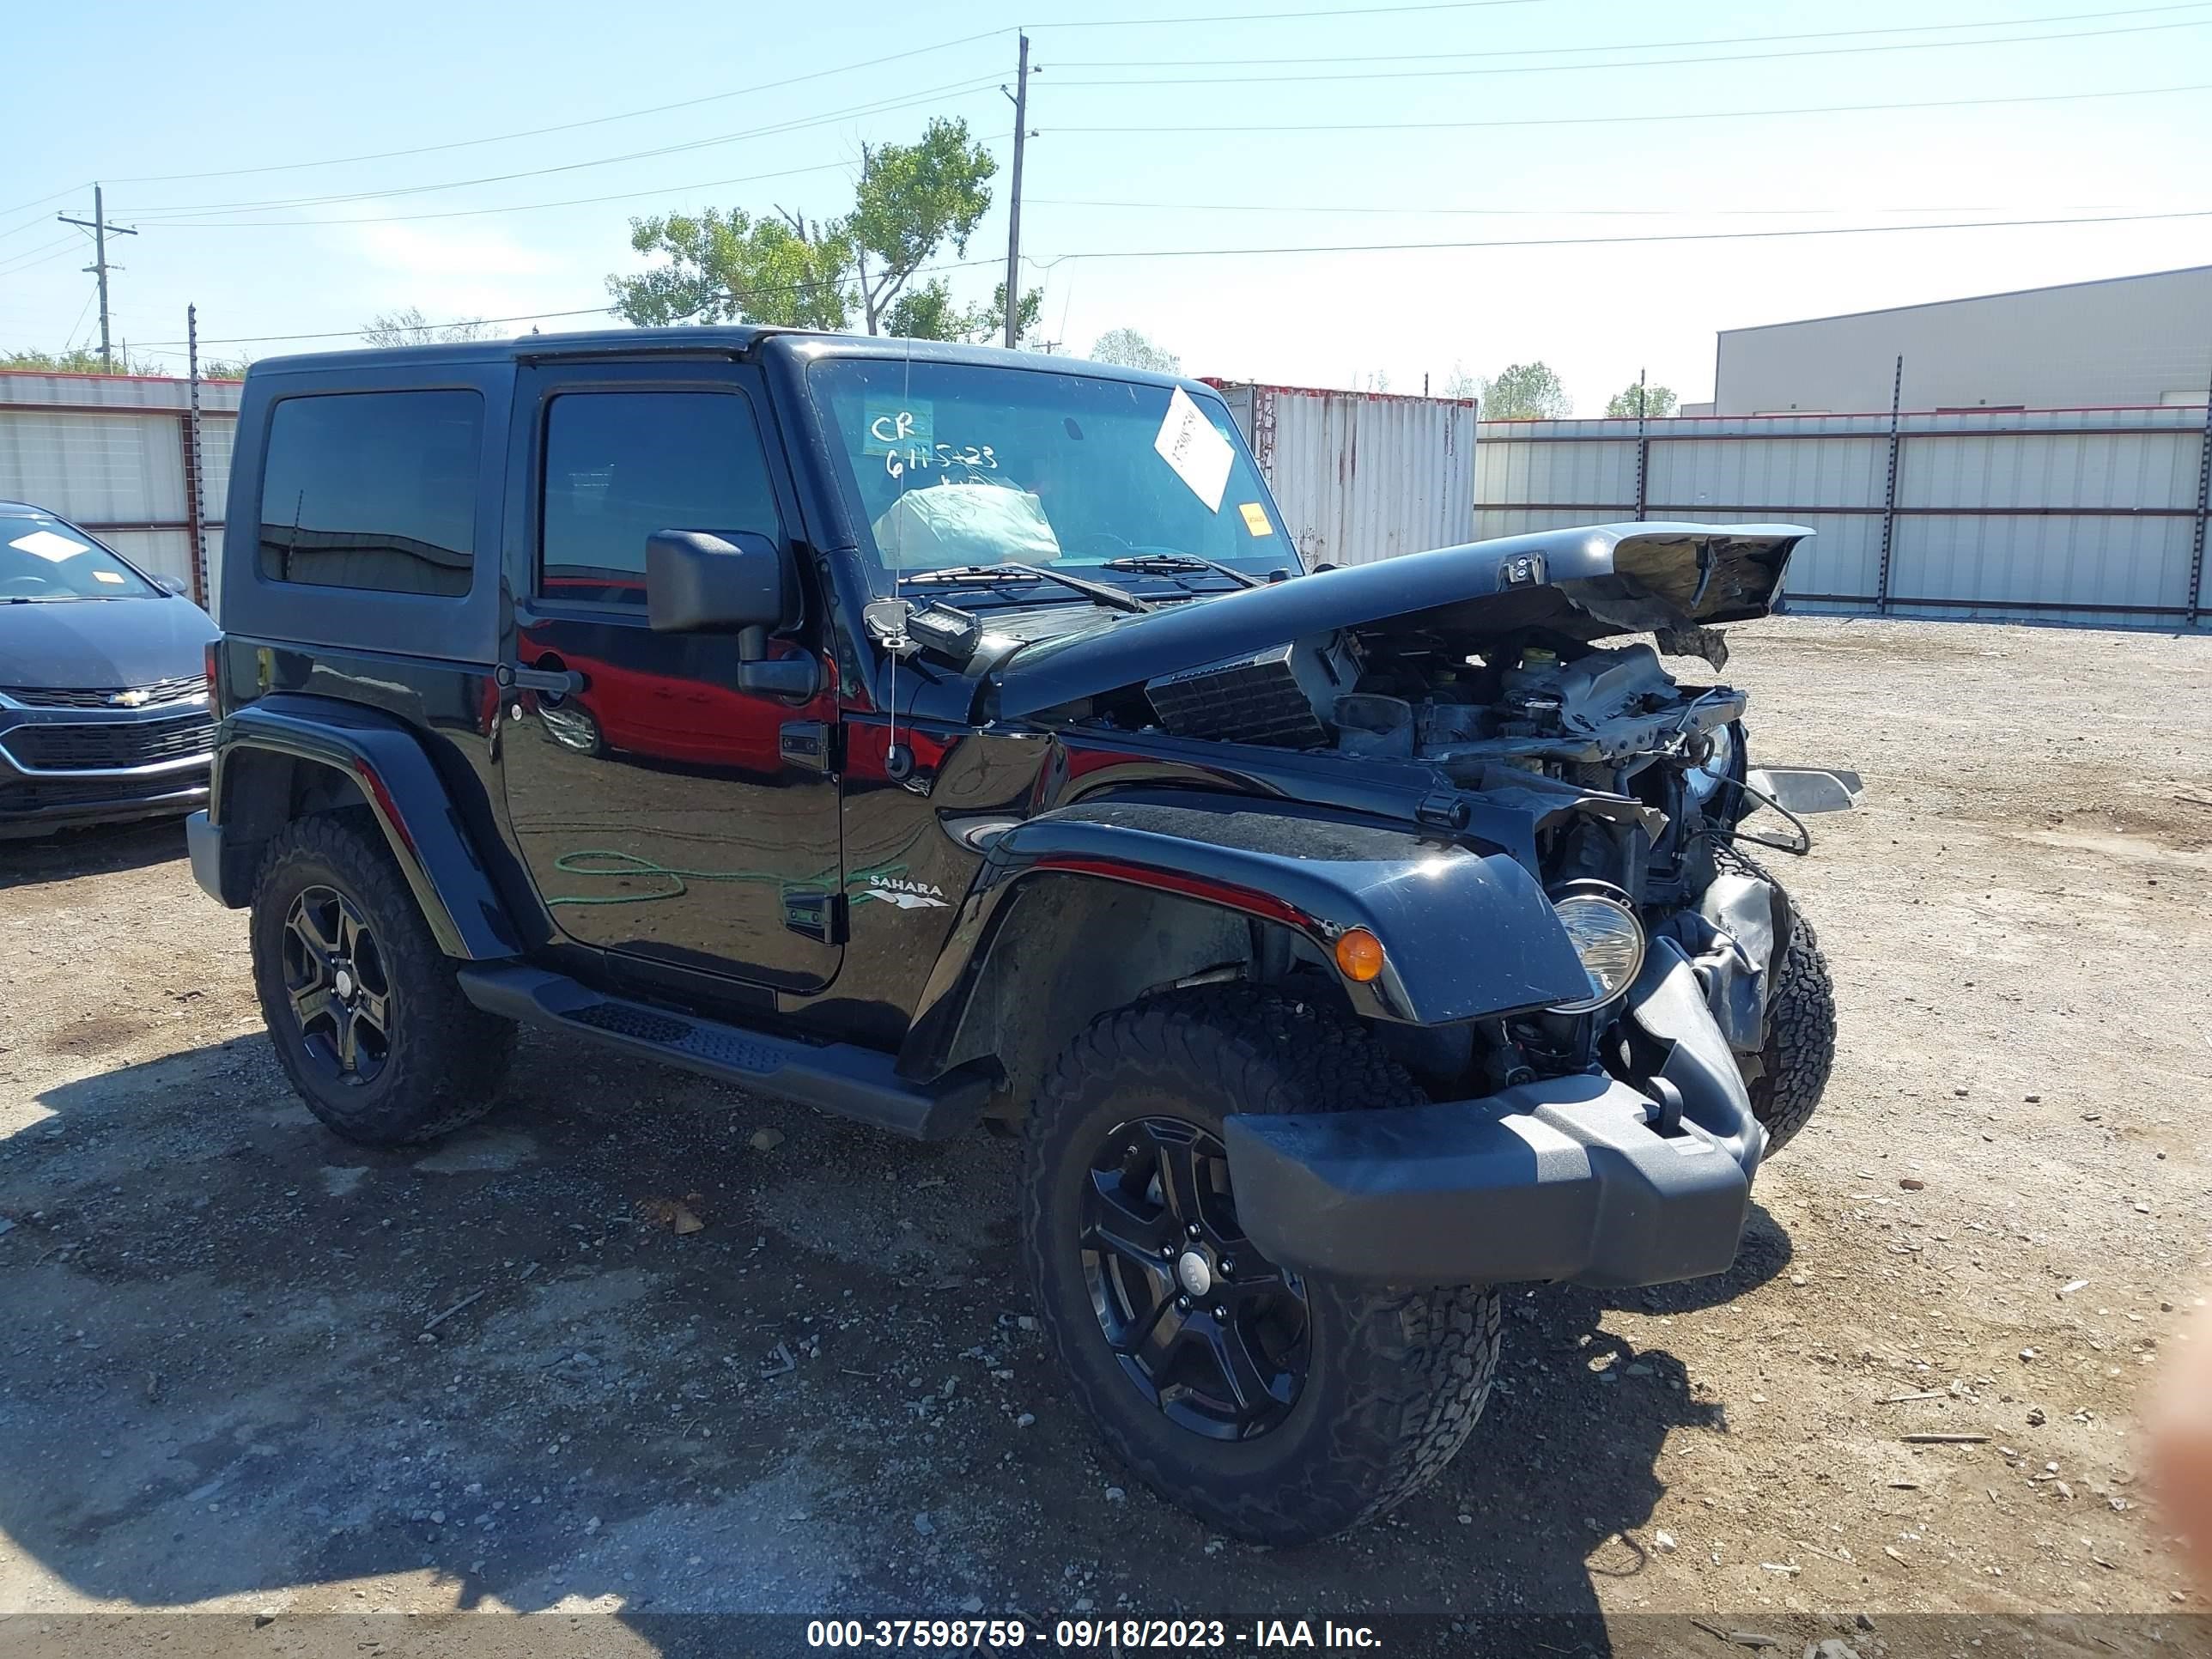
top-left (804, 1618), bottom-right (1382, 1649)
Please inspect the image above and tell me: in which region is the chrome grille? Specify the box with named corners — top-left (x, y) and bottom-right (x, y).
top-left (1, 713), bottom-right (214, 772)
top-left (0, 675), bottom-right (205, 709)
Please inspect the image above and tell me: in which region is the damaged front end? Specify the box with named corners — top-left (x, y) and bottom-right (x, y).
top-left (991, 522), bottom-right (1855, 1288)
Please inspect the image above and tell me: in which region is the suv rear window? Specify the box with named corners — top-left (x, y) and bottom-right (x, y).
top-left (258, 391), bottom-right (482, 597)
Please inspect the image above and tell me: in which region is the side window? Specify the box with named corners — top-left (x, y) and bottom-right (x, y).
top-left (540, 391), bottom-right (781, 607)
top-left (259, 391), bottom-right (482, 596)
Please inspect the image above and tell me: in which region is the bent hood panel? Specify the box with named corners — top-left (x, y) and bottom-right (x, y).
top-left (992, 522), bottom-right (1808, 719)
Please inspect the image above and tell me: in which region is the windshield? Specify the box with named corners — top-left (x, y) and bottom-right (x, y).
top-left (0, 514), bottom-right (161, 601)
top-left (807, 357), bottom-right (1297, 596)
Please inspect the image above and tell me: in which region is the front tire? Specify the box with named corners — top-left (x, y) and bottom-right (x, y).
top-left (1749, 913), bottom-right (1836, 1154)
top-left (1719, 848), bottom-right (1838, 1154)
top-left (250, 811), bottom-right (515, 1146)
top-left (1020, 987), bottom-right (1500, 1545)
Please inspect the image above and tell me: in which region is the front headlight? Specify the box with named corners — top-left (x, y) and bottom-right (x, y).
top-left (1684, 720), bottom-right (1736, 805)
top-left (1548, 891), bottom-right (1646, 1013)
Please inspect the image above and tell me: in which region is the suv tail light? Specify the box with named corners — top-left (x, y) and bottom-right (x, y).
top-left (204, 640), bottom-right (221, 715)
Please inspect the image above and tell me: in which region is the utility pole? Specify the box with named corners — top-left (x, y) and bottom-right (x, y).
top-left (1002, 33), bottom-right (1030, 350)
top-left (57, 185), bottom-right (138, 372)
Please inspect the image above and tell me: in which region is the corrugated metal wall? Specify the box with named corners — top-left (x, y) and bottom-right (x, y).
top-left (0, 371), bottom-right (241, 604)
top-left (1475, 406), bottom-right (2211, 629)
top-left (1212, 381), bottom-right (1478, 567)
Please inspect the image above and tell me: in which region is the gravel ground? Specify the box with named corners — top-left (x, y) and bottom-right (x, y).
top-left (1, 616), bottom-right (2208, 1654)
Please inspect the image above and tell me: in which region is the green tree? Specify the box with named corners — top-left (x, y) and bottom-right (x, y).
top-left (1605, 380), bottom-right (1679, 418)
top-left (884, 279), bottom-right (1042, 344)
top-left (1476, 362), bottom-right (1571, 419)
top-left (201, 357), bottom-right (252, 380)
top-left (1089, 327), bottom-right (1181, 374)
top-left (1440, 362), bottom-right (1480, 399)
top-left (607, 209), bottom-right (851, 329)
top-left (1, 346), bottom-right (159, 375)
top-left (848, 120), bottom-right (997, 336)
top-left (360, 307), bottom-right (491, 348)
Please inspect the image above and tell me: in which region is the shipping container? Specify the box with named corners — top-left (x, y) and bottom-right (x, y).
top-left (1207, 380), bottom-right (1478, 568)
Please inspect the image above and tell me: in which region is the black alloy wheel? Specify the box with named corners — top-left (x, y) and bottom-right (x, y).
top-left (281, 884), bottom-right (392, 1084)
top-left (1082, 1115), bottom-right (1310, 1440)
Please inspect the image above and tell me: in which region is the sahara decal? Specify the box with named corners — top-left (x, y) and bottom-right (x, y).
top-left (857, 875), bottom-right (950, 911)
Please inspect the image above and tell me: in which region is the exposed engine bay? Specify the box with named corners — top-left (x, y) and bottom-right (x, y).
top-left (1082, 621), bottom-right (1806, 1091)
top-left (1142, 633), bottom-right (1740, 779)
top-left (1125, 629), bottom-right (1753, 897)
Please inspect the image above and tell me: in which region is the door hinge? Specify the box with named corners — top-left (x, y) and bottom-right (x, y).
top-left (779, 720), bottom-right (838, 773)
top-left (783, 890), bottom-right (847, 945)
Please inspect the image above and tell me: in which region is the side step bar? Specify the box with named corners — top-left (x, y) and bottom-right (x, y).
top-left (456, 964), bottom-right (994, 1141)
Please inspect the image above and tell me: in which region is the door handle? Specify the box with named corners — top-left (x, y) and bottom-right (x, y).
top-left (496, 664), bottom-right (587, 696)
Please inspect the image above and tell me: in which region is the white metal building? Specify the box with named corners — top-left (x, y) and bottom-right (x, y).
top-left (0, 369), bottom-right (240, 605)
top-left (1706, 265), bottom-right (2212, 416)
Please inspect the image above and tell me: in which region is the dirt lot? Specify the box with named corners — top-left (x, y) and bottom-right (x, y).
top-left (2, 616), bottom-right (2209, 1653)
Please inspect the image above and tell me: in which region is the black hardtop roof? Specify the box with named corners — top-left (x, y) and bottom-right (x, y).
top-left (252, 326), bottom-right (1202, 394)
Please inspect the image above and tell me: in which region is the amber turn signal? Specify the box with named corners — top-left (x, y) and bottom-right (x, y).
top-left (1334, 927), bottom-right (1385, 982)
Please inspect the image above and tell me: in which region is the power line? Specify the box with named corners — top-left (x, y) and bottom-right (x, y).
top-left (1030, 0), bottom-right (1542, 27)
top-left (1047, 0), bottom-right (2211, 65)
top-left (107, 131), bottom-right (1012, 231)
top-left (129, 254), bottom-right (1006, 348)
top-left (1046, 79), bottom-right (2212, 134)
top-left (1029, 195), bottom-right (2155, 219)
top-left (0, 234), bottom-right (84, 276)
top-left (1029, 206), bottom-right (2212, 264)
top-left (123, 159), bottom-right (867, 230)
top-left (122, 77), bottom-right (1001, 221)
top-left (1046, 15), bottom-right (2212, 86)
top-left (106, 30), bottom-right (1011, 187)
top-left (0, 183), bottom-right (90, 220)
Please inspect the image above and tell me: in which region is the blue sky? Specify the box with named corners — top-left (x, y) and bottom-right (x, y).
top-left (3, 0), bottom-right (2209, 409)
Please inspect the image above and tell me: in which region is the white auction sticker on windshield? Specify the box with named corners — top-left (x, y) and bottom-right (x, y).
top-left (9, 529), bottom-right (92, 562)
top-left (1152, 387), bottom-right (1233, 513)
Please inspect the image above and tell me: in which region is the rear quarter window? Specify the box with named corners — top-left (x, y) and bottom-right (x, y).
top-left (258, 390), bottom-right (483, 597)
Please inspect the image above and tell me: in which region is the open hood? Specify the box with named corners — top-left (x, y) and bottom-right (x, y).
top-left (992, 522), bottom-right (1809, 720)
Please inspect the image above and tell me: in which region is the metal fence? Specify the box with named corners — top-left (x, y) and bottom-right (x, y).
top-left (0, 370), bottom-right (241, 606)
top-left (1475, 403), bottom-right (2212, 629)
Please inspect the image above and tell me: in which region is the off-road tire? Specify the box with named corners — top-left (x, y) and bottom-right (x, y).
top-left (1020, 985), bottom-right (1502, 1545)
top-left (1719, 848), bottom-right (1838, 1154)
top-left (250, 811), bottom-right (515, 1146)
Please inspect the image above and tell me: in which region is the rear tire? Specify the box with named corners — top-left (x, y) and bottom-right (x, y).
top-left (1020, 986), bottom-right (1501, 1545)
top-left (250, 811), bottom-right (514, 1146)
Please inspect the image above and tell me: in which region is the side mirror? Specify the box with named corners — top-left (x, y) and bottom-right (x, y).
top-left (645, 529), bottom-right (817, 698)
top-left (1746, 767), bottom-right (1863, 816)
top-left (154, 573), bottom-right (190, 597)
top-left (646, 529), bottom-right (792, 634)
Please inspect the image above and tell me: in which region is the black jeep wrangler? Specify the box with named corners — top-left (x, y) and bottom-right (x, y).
top-left (189, 329), bottom-right (1847, 1544)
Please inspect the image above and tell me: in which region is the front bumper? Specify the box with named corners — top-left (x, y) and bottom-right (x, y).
top-left (1223, 939), bottom-right (1766, 1289)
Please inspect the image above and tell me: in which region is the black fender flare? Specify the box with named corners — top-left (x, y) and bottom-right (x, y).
top-left (210, 696), bottom-right (520, 960)
top-left (899, 791), bottom-right (1590, 1080)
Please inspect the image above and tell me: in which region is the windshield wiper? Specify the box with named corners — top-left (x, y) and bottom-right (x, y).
top-left (898, 562), bottom-right (1152, 615)
top-left (1098, 551), bottom-right (1261, 589)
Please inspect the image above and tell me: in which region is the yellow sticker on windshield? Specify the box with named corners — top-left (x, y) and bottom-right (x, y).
top-left (93, 569), bottom-right (125, 584)
top-left (1238, 502), bottom-right (1273, 537)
